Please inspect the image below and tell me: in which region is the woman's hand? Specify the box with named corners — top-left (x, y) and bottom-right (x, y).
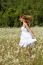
top-left (29, 28), bottom-right (36, 38)
top-left (31, 33), bottom-right (35, 39)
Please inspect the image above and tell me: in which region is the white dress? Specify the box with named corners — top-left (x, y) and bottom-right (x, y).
top-left (19, 26), bottom-right (37, 47)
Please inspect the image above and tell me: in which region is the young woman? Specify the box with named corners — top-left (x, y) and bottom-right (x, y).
top-left (19, 15), bottom-right (37, 47)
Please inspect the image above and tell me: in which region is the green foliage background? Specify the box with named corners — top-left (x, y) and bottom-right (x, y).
top-left (0, 0), bottom-right (43, 27)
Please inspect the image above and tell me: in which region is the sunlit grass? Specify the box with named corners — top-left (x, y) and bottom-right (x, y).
top-left (0, 26), bottom-right (43, 65)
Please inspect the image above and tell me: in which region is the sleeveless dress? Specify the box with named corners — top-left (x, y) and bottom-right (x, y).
top-left (19, 26), bottom-right (37, 47)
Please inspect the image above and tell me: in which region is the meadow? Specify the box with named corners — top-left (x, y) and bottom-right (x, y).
top-left (0, 26), bottom-right (43, 65)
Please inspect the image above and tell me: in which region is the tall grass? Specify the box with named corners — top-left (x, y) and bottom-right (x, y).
top-left (0, 27), bottom-right (43, 65)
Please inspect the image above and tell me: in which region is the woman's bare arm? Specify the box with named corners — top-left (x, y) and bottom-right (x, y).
top-left (24, 22), bottom-right (32, 32)
top-left (24, 22), bottom-right (35, 38)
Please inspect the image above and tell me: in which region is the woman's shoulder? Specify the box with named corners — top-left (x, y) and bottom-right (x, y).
top-left (21, 26), bottom-right (24, 30)
top-left (21, 25), bottom-right (26, 30)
